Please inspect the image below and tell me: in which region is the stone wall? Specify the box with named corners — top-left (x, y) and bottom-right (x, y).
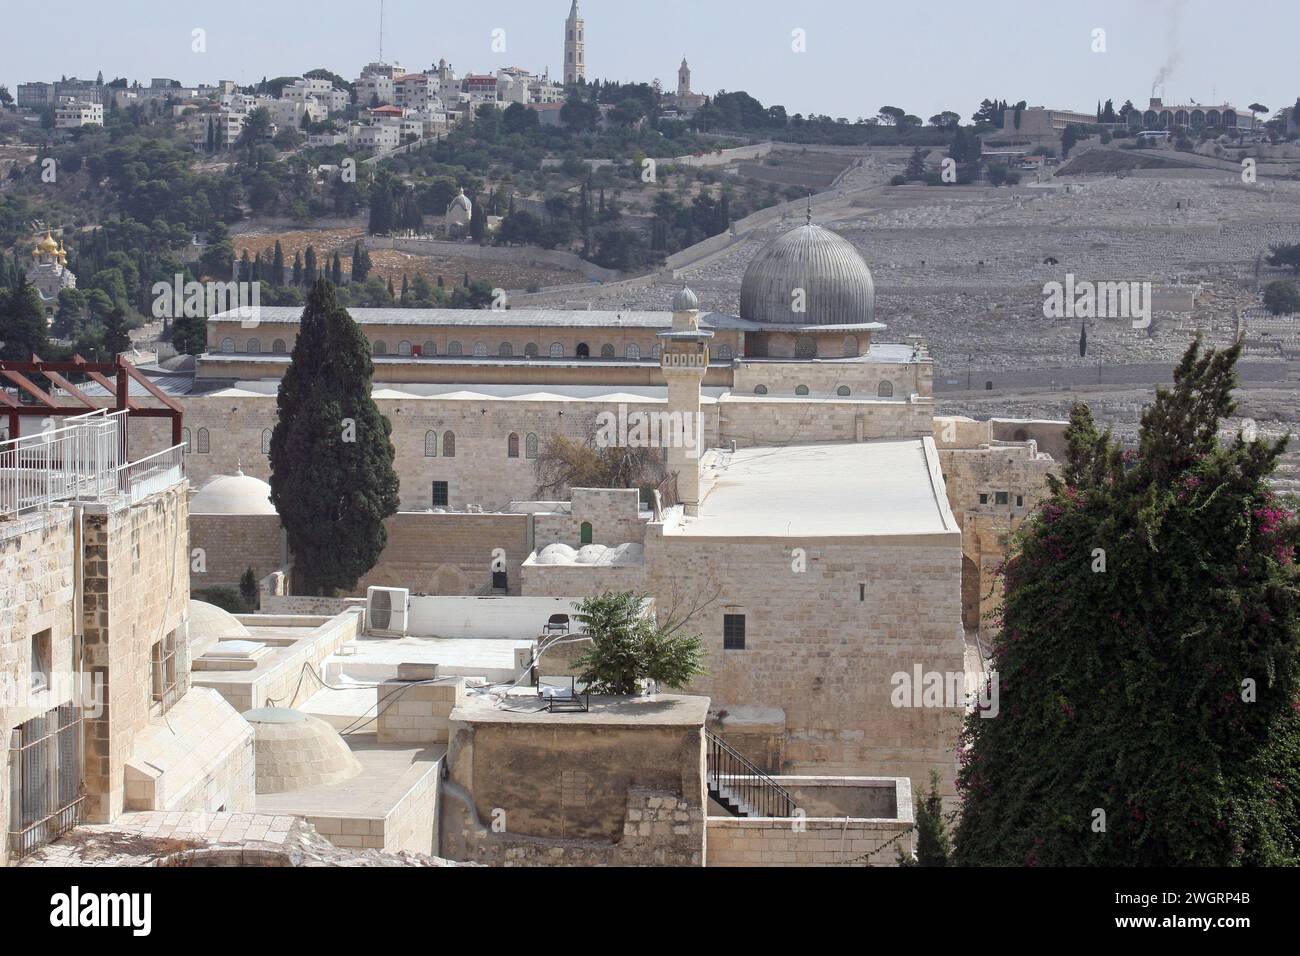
top-left (733, 357), bottom-right (929, 397)
top-left (352, 511), bottom-right (531, 596)
top-left (82, 483), bottom-right (192, 824)
top-left (441, 702), bottom-right (707, 866)
top-left (706, 815), bottom-right (912, 866)
top-left (189, 513), bottom-right (284, 593)
top-left (0, 510), bottom-right (78, 868)
top-left (641, 530), bottom-right (967, 800)
top-left (532, 487), bottom-right (646, 549)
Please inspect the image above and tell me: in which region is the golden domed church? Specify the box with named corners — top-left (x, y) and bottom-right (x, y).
top-left (26, 228), bottom-right (77, 309)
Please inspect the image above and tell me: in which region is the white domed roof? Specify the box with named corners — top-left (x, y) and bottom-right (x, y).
top-left (191, 471), bottom-right (277, 515)
top-left (246, 707), bottom-right (362, 794)
top-left (739, 223), bottom-right (875, 326)
top-left (188, 599), bottom-right (251, 658)
top-left (448, 188), bottom-right (472, 213)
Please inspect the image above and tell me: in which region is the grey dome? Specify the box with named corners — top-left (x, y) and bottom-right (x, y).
top-left (672, 286), bottom-right (700, 312)
top-left (739, 224), bottom-right (875, 326)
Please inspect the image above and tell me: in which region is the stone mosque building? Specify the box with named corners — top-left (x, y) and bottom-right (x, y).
top-left (105, 216), bottom-right (1061, 799)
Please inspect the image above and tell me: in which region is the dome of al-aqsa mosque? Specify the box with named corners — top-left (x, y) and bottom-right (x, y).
top-left (739, 222), bottom-right (876, 326)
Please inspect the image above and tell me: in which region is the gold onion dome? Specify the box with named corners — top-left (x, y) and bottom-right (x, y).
top-left (39, 230), bottom-right (59, 253)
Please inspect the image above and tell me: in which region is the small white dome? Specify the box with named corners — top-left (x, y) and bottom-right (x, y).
top-left (191, 471), bottom-right (277, 515)
top-left (672, 286), bottom-right (700, 312)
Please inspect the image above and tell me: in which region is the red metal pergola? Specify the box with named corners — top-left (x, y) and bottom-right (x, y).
top-left (0, 355), bottom-right (184, 448)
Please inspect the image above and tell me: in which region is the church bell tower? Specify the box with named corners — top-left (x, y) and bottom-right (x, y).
top-left (564, 1), bottom-right (585, 85)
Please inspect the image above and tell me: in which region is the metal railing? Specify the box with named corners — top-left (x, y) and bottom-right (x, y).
top-left (0, 409), bottom-right (184, 518)
top-left (7, 703), bottom-right (84, 860)
top-left (705, 730), bottom-right (797, 818)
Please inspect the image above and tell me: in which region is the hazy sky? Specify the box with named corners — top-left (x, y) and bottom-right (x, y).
top-left (2, 0), bottom-right (1296, 121)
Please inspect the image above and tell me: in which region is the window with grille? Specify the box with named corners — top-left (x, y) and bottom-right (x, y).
top-left (432, 481), bottom-right (449, 507)
top-left (525, 433), bottom-right (538, 459)
top-left (151, 630), bottom-right (180, 713)
top-left (443, 432), bottom-right (456, 457)
top-left (723, 614), bottom-right (746, 650)
top-left (196, 428), bottom-right (210, 454)
top-left (508, 433), bottom-right (519, 458)
top-left (995, 491), bottom-right (1009, 505)
top-left (424, 431), bottom-right (438, 457)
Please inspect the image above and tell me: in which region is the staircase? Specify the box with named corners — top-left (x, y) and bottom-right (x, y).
top-left (705, 730), bottom-right (797, 818)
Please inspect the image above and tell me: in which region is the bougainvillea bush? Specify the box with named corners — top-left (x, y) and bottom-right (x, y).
top-left (955, 339), bottom-right (1300, 865)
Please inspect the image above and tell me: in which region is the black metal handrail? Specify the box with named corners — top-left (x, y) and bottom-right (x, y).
top-left (705, 730), bottom-right (796, 818)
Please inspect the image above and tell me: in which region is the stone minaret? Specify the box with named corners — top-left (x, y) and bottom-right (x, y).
top-left (658, 287), bottom-right (712, 515)
top-left (564, 1), bottom-right (585, 85)
top-left (677, 58), bottom-right (691, 97)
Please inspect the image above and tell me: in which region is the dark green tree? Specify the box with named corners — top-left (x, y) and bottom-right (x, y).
top-left (268, 280), bottom-right (400, 595)
top-left (899, 771), bottom-right (951, 866)
top-left (170, 313), bottom-right (207, 355)
top-left (102, 306), bottom-right (132, 357)
top-left (0, 278), bottom-right (50, 361)
top-left (1263, 279), bottom-right (1300, 316)
top-left (954, 339), bottom-right (1300, 866)
top-left (239, 566), bottom-right (259, 611)
top-left (272, 241), bottom-right (285, 286)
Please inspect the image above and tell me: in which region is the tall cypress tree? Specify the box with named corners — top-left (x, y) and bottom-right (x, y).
top-left (955, 339), bottom-right (1300, 865)
top-left (292, 251), bottom-right (303, 286)
top-left (272, 240), bottom-right (285, 286)
top-left (268, 280), bottom-right (400, 595)
top-left (0, 278), bottom-right (50, 361)
top-left (331, 252), bottom-right (343, 286)
top-left (304, 246), bottom-right (317, 285)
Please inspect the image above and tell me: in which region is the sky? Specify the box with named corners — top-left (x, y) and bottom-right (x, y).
top-left (2, 0), bottom-right (1296, 121)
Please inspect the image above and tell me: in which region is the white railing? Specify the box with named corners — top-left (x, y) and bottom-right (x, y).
top-left (0, 409), bottom-right (184, 518)
top-left (120, 443), bottom-right (186, 505)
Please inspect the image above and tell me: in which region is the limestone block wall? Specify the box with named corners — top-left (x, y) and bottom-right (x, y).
top-left (718, 398), bottom-right (934, 446)
top-left (442, 716), bottom-right (706, 865)
top-left (305, 761), bottom-right (438, 856)
top-left (82, 483), bottom-right (191, 824)
top-left (376, 676), bottom-right (465, 744)
top-left (733, 357), bottom-right (928, 398)
top-left (0, 510), bottom-right (78, 868)
top-left (532, 487), bottom-right (646, 550)
top-left (644, 533), bottom-right (966, 799)
top-left (189, 513), bottom-right (284, 593)
top-left (351, 511), bottom-right (531, 596)
top-left (521, 563), bottom-right (649, 599)
top-left (706, 815), bottom-right (912, 867)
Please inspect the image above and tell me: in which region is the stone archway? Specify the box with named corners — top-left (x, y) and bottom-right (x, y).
top-left (430, 564), bottom-right (466, 595)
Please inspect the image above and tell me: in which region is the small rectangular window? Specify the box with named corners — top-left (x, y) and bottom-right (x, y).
top-left (31, 628), bottom-right (51, 691)
top-left (151, 629), bottom-right (179, 713)
top-left (859, 583), bottom-right (866, 602)
top-left (995, 492), bottom-right (1009, 505)
top-left (1016, 495), bottom-right (1024, 507)
top-left (723, 614), bottom-right (746, 650)
top-left (979, 493), bottom-right (989, 505)
top-left (432, 481), bottom-right (449, 507)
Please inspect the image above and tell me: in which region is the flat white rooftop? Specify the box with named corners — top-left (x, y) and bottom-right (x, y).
top-left (674, 439), bottom-right (958, 539)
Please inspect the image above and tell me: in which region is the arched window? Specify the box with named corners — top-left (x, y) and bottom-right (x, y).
top-left (498, 342), bottom-right (513, 357)
top-left (795, 335), bottom-right (817, 359)
top-left (524, 342), bottom-right (539, 358)
top-left (448, 341), bottom-right (463, 356)
top-left (220, 337), bottom-right (234, 354)
top-left (718, 344), bottom-right (733, 361)
top-left (443, 431), bottom-right (456, 457)
top-left (837, 385), bottom-right (851, 397)
top-left (549, 342), bottom-right (564, 358)
top-left (182, 427), bottom-right (191, 454)
top-left (651, 344), bottom-right (662, 360)
top-left (473, 341), bottom-right (487, 357)
top-left (246, 338), bottom-right (261, 354)
top-left (423, 341), bottom-right (437, 356)
top-left (795, 384), bottom-right (810, 396)
top-left (600, 344), bottom-right (615, 358)
top-left (842, 336), bottom-right (859, 357)
top-left (261, 428), bottom-right (272, 455)
top-left (272, 339), bottom-right (287, 354)
top-left (372, 340), bottom-right (387, 355)
top-left (525, 433), bottom-right (538, 459)
top-left (398, 340), bottom-right (412, 356)
top-left (580, 522), bottom-right (593, 545)
top-left (424, 431), bottom-right (438, 457)
top-left (877, 380), bottom-right (894, 397)
top-left (754, 384), bottom-right (768, 395)
top-left (576, 343), bottom-right (590, 358)
top-left (626, 343), bottom-right (641, 360)
top-left (507, 432), bottom-right (520, 458)
top-left (196, 428), bottom-right (210, 454)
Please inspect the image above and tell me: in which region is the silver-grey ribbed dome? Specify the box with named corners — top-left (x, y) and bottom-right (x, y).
top-left (739, 224), bottom-right (875, 326)
top-left (672, 285), bottom-right (700, 312)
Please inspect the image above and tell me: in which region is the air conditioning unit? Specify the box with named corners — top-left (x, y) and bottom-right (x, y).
top-left (366, 587), bottom-right (409, 637)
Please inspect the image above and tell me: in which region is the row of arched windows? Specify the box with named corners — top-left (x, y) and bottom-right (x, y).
top-left (215, 338), bottom-right (738, 362)
top-left (752, 381), bottom-right (894, 397)
top-left (506, 432), bottom-right (540, 459)
top-left (423, 431), bottom-right (457, 457)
